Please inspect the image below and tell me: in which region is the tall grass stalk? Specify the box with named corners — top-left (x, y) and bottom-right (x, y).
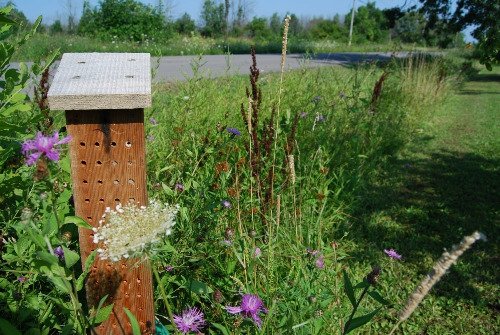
top-left (389, 231), bottom-right (486, 335)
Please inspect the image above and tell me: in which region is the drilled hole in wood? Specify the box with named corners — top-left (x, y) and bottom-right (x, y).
top-left (83, 180), bottom-right (88, 184)
top-left (113, 180), bottom-right (120, 185)
top-left (137, 294), bottom-right (142, 298)
top-left (125, 141), bottom-right (132, 148)
top-left (92, 265), bottom-right (97, 270)
top-left (94, 142), bottom-right (100, 147)
top-left (79, 141), bottom-right (85, 147)
top-left (72, 75), bottom-right (80, 79)
top-left (87, 216), bottom-right (92, 222)
top-left (137, 278), bottom-right (141, 284)
top-left (97, 180), bottom-right (103, 185)
top-left (81, 160), bottom-right (86, 166)
top-left (128, 179), bottom-right (135, 185)
top-left (111, 141), bottom-right (117, 147)
top-left (99, 198), bottom-right (104, 203)
top-left (85, 199), bottom-right (90, 203)
top-left (114, 198), bottom-right (120, 203)
top-left (129, 198), bottom-right (135, 203)
top-left (127, 160), bottom-right (133, 166)
top-left (96, 160), bottom-right (102, 165)
top-left (111, 160), bottom-right (118, 166)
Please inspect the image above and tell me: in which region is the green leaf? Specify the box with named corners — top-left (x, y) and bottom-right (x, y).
top-left (211, 323), bottom-right (230, 335)
top-left (62, 246), bottom-right (80, 269)
top-left (123, 308), bottom-right (141, 335)
top-left (343, 270), bottom-right (356, 307)
top-left (0, 317), bottom-right (21, 335)
top-left (76, 250), bottom-right (96, 291)
top-left (189, 279), bottom-right (213, 295)
top-left (353, 280), bottom-right (369, 290)
top-left (64, 216), bottom-right (92, 230)
top-left (344, 308), bottom-right (381, 334)
top-left (368, 290), bottom-right (390, 306)
top-left (93, 303), bottom-right (114, 325)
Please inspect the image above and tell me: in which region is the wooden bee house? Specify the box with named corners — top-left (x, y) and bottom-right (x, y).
top-left (48, 53), bottom-right (154, 334)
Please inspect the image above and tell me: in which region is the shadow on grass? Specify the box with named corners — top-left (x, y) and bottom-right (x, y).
top-left (350, 148), bottom-right (499, 305)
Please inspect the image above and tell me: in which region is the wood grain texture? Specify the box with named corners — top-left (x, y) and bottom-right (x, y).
top-left (65, 109), bottom-right (154, 335)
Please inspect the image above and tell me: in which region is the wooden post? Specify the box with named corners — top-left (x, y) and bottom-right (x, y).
top-left (48, 53), bottom-right (155, 334)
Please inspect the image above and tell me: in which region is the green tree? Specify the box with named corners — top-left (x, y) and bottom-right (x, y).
top-left (50, 19), bottom-right (64, 34)
top-left (351, 2), bottom-right (387, 43)
top-left (269, 12), bottom-right (281, 37)
top-left (175, 12), bottom-right (196, 35)
top-left (200, 0), bottom-right (226, 37)
top-left (419, 0), bottom-right (499, 68)
top-left (309, 18), bottom-right (346, 41)
top-left (395, 11), bottom-right (426, 44)
top-left (77, 0), bottom-right (169, 41)
top-left (246, 16), bottom-right (270, 40)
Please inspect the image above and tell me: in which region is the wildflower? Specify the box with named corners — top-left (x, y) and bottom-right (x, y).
top-left (222, 239), bottom-right (232, 246)
top-left (300, 111), bottom-right (308, 118)
top-left (147, 134), bottom-right (155, 142)
top-left (366, 266), bottom-right (381, 285)
top-left (312, 95), bottom-right (322, 103)
top-left (253, 247), bottom-right (262, 258)
top-left (183, 96), bottom-right (190, 101)
top-left (226, 127), bottom-right (241, 136)
top-left (339, 91), bottom-right (346, 99)
top-left (173, 307), bottom-right (206, 334)
top-left (175, 183), bottom-right (184, 192)
top-left (384, 249), bottom-right (402, 260)
top-left (149, 117), bottom-right (158, 125)
top-left (92, 200), bottom-right (179, 262)
top-left (314, 114), bottom-right (325, 123)
top-left (17, 276), bottom-right (27, 283)
top-left (226, 293), bottom-right (268, 328)
top-left (213, 290), bottom-right (223, 303)
top-left (21, 132), bottom-right (72, 166)
top-left (165, 265), bottom-right (174, 272)
top-left (225, 228), bottom-right (234, 239)
top-left (221, 200), bottom-right (231, 209)
top-left (54, 246), bottom-right (65, 261)
top-left (315, 255), bottom-right (325, 269)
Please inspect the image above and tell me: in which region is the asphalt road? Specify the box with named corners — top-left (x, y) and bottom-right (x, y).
top-left (151, 52), bottom-right (408, 81)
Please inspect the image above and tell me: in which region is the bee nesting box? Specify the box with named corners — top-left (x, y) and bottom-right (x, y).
top-left (48, 53), bottom-right (154, 334)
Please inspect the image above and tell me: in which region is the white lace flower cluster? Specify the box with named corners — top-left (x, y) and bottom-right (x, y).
top-left (92, 200), bottom-right (179, 262)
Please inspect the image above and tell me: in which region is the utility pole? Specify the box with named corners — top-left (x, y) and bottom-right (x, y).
top-left (348, 0), bottom-right (356, 46)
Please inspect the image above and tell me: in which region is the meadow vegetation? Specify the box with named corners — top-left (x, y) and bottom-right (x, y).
top-left (1, 3), bottom-right (498, 335)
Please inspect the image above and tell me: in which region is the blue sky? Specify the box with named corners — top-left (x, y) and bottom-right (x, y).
top-left (8, 0), bottom-right (416, 24)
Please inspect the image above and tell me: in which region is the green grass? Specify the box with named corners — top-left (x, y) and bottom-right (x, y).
top-left (355, 67), bottom-right (499, 333)
top-left (11, 32), bottom-right (443, 61)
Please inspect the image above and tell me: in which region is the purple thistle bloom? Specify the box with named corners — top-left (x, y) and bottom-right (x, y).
top-left (54, 246), bottom-right (65, 261)
top-left (315, 255), bottom-right (325, 269)
top-left (173, 307), bottom-right (206, 334)
top-left (175, 183), bottom-right (184, 192)
top-left (253, 247), bottom-right (262, 258)
top-left (315, 114), bottom-right (326, 123)
top-left (17, 276), bottom-right (27, 283)
top-left (149, 117), bottom-right (158, 125)
top-left (384, 248), bottom-right (402, 260)
top-left (221, 200), bottom-right (231, 209)
top-left (226, 127), bottom-right (241, 136)
top-left (226, 293), bottom-right (268, 328)
top-left (165, 265), bottom-right (174, 272)
top-left (21, 132), bottom-right (71, 166)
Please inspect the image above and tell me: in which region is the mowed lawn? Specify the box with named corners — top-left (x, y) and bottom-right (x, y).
top-left (357, 67), bottom-right (499, 334)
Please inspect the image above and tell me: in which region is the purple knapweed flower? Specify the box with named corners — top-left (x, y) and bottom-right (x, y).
top-left (226, 127), bottom-right (241, 136)
top-left (222, 239), bottom-right (232, 246)
top-left (315, 255), bottom-right (325, 269)
top-left (175, 183), bottom-right (184, 192)
top-left (21, 132), bottom-right (72, 166)
top-left (17, 276), bottom-right (27, 283)
top-left (147, 134), bottom-right (155, 142)
top-left (54, 246), bottom-right (65, 261)
top-left (226, 293), bottom-right (268, 328)
top-left (384, 248), bottom-right (402, 260)
top-left (306, 248), bottom-right (319, 256)
top-left (300, 111), bottom-right (308, 118)
top-left (149, 117), bottom-right (158, 125)
top-left (165, 265), bottom-right (174, 272)
top-left (221, 200), bottom-right (231, 209)
top-left (173, 307), bottom-right (206, 334)
top-left (253, 247), bottom-right (262, 258)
